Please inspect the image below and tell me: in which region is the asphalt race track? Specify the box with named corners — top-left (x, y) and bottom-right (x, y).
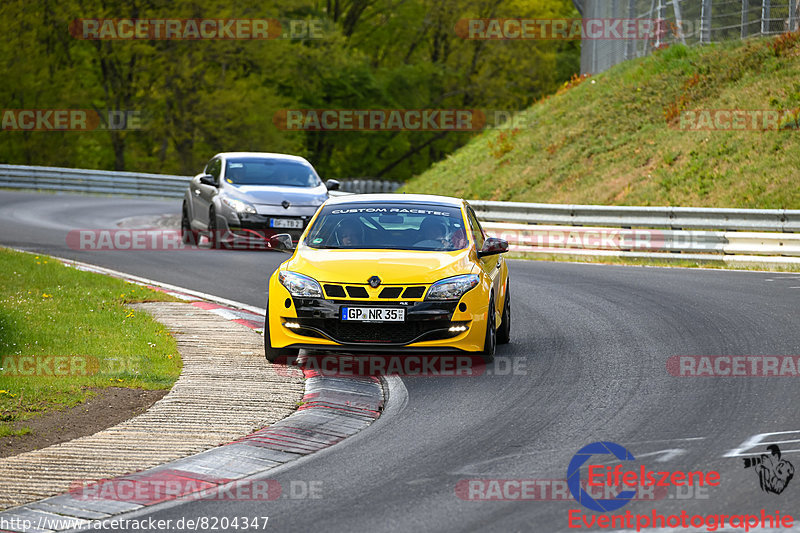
top-left (1, 190), bottom-right (799, 532)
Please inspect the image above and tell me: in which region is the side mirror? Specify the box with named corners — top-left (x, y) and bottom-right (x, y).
top-left (199, 174), bottom-right (217, 187)
top-left (477, 237), bottom-right (508, 257)
top-left (325, 179), bottom-right (341, 191)
top-left (269, 233), bottom-right (295, 252)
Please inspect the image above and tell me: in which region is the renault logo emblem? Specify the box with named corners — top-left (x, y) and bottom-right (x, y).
top-left (368, 276), bottom-right (381, 288)
top-left (281, 200), bottom-right (291, 209)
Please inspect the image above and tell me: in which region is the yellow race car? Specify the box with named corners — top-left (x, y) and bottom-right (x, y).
top-left (264, 194), bottom-right (510, 363)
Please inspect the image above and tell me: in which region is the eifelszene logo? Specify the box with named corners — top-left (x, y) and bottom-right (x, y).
top-left (567, 442), bottom-right (637, 512)
top-left (743, 444), bottom-right (794, 495)
top-left (567, 441), bottom-right (721, 513)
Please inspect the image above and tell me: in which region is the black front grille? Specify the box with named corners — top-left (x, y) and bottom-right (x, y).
top-left (296, 317), bottom-right (461, 345)
top-left (346, 286), bottom-right (369, 298)
top-left (324, 284), bottom-right (346, 298)
top-left (402, 286), bottom-right (425, 298)
top-left (317, 284), bottom-right (428, 300)
top-left (325, 320), bottom-right (443, 344)
top-left (378, 287), bottom-right (403, 298)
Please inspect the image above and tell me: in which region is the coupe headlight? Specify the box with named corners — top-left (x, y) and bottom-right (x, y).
top-left (425, 274), bottom-right (479, 301)
top-left (221, 197), bottom-right (257, 214)
top-left (279, 271), bottom-right (323, 298)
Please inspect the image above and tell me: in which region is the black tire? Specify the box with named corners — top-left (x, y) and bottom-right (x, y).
top-left (264, 306), bottom-right (298, 363)
top-left (497, 281), bottom-right (511, 345)
top-left (181, 204), bottom-right (199, 245)
top-left (207, 207), bottom-right (219, 249)
top-left (480, 293), bottom-right (496, 363)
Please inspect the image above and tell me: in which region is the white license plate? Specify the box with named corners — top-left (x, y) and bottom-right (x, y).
top-left (341, 307), bottom-right (405, 322)
top-left (270, 218), bottom-right (303, 229)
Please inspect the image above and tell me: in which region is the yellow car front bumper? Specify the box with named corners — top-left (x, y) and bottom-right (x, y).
top-left (266, 274), bottom-right (492, 353)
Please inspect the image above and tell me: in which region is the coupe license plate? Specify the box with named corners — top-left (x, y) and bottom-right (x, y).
top-left (341, 307), bottom-right (405, 322)
top-left (270, 218), bottom-right (303, 229)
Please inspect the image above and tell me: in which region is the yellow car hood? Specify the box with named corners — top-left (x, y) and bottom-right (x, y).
top-left (284, 247), bottom-right (474, 284)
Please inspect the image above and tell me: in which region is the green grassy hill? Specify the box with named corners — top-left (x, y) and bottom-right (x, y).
top-left (403, 34), bottom-right (800, 209)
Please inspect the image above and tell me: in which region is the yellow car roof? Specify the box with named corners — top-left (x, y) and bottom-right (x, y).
top-left (325, 193), bottom-right (465, 207)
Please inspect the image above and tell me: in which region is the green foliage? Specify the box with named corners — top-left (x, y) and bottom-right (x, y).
top-left (0, 0), bottom-right (579, 180)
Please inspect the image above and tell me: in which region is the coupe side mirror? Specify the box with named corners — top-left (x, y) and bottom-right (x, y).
top-left (199, 175), bottom-right (217, 187)
top-left (269, 233), bottom-right (295, 252)
top-left (477, 237), bottom-right (509, 257)
top-left (325, 179), bottom-right (341, 191)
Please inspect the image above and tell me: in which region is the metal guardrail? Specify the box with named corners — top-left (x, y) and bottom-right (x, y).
top-left (471, 201), bottom-right (800, 233)
top-left (0, 164), bottom-right (190, 198)
top-left (481, 222), bottom-right (800, 261)
top-left (1, 164), bottom-right (798, 264)
top-left (0, 164), bottom-right (402, 198)
top-left (338, 179), bottom-right (402, 194)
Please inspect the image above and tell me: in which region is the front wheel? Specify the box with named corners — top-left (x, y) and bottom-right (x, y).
top-left (497, 281), bottom-right (511, 345)
top-left (181, 204), bottom-right (199, 245)
top-left (480, 294), bottom-right (496, 363)
top-left (264, 306), bottom-right (299, 363)
top-left (207, 207), bottom-right (219, 248)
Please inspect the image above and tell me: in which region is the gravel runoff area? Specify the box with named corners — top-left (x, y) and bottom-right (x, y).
top-left (0, 302), bottom-right (305, 510)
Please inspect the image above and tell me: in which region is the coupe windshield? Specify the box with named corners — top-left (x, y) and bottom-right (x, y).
top-left (224, 158), bottom-right (321, 187)
top-left (305, 203), bottom-right (468, 251)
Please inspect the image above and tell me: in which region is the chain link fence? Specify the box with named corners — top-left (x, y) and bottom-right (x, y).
top-left (573, 0), bottom-right (800, 74)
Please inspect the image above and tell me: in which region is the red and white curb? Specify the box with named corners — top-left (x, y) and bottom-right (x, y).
top-left (0, 254), bottom-right (390, 533)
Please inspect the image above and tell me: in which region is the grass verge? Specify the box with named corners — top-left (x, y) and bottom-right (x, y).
top-left (0, 248), bottom-right (182, 435)
top-left (403, 34), bottom-right (800, 209)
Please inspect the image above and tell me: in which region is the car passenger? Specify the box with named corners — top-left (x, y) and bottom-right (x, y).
top-left (415, 217), bottom-right (449, 248)
top-left (451, 227), bottom-right (468, 249)
top-left (336, 219), bottom-right (365, 246)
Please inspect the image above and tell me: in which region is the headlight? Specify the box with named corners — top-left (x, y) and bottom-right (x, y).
top-left (425, 274), bottom-right (479, 301)
top-left (221, 197), bottom-right (257, 214)
top-left (279, 271), bottom-right (323, 298)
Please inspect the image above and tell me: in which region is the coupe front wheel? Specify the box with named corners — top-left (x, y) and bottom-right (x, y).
top-left (264, 307), bottom-right (299, 363)
top-left (497, 281), bottom-right (511, 345)
top-left (207, 208), bottom-right (219, 248)
top-left (480, 294), bottom-right (496, 363)
top-left (181, 205), bottom-right (199, 245)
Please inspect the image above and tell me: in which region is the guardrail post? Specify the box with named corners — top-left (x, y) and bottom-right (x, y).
top-left (741, 0), bottom-right (749, 38)
top-left (762, 0), bottom-right (771, 34)
top-left (701, 0), bottom-right (712, 43)
top-left (655, 0), bottom-right (665, 48)
top-left (624, 0), bottom-right (636, 60)
top-left (671, 0), bottom-right (686, 44)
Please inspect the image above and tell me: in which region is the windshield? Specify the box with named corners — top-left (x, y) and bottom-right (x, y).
top-left (224, 157), bottom-right (321, 187)
top-left (305, 203), bottom-right (469, 251)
